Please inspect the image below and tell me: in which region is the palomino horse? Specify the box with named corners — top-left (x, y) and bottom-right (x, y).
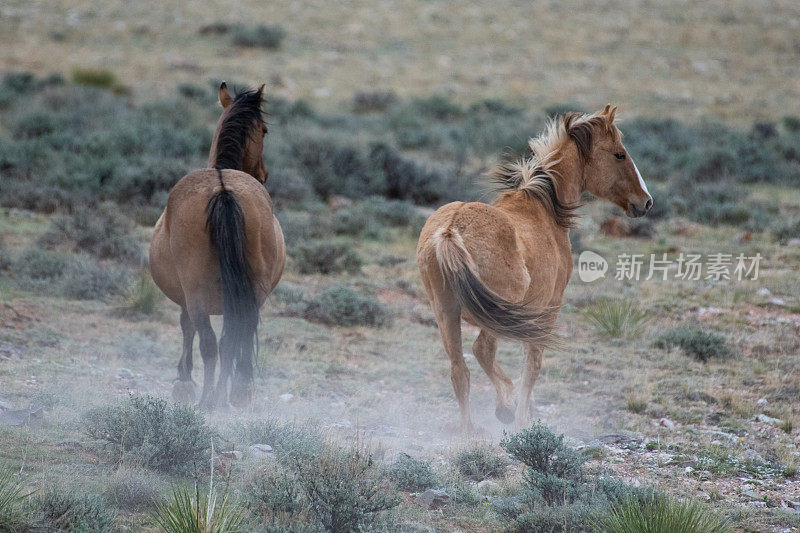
top-left (417, 105), bottom-right (652, 433)
top-left (150, 83), bottom-right (285, 409)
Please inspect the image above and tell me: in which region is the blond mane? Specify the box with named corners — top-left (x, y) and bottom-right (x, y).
top-left (490, 111), bottom-right (618, 228)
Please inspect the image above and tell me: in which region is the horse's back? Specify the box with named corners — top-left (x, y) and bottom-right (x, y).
top-left (149, 169), bottom-right (284, 313)
top-left (418, 201), bottom-right (531, 305)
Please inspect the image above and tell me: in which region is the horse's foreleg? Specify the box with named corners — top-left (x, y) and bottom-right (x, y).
top-left (473, 330), bottom-right (514, 425)
top-left (514, 343), bottom-right (543, 430)
top-left (193, 314), bottom-right (218, 411)
top-left (172, 308), bottom-right (197, 404)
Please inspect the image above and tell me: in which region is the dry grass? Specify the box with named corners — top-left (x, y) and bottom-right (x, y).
top-left (1, 1), bottom-right (799, 121)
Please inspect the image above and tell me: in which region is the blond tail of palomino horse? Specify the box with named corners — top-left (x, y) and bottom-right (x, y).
top-left (418, 104), bottom-right (652, 434)
top-left (149, 82), bottom-right (285, 410)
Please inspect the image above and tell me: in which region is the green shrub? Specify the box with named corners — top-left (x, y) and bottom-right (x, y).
top-left (294, 240), bottom-right (361, 275)
top-left (583, 298), bottom-right (649, 339)
top-left (13, 248), bottom-right (69, 282)
top-left (85, 395), bottom-right (212, 474)
top-left (231, 24), bottom-right (286, 49)
top-left (177, 82), bottom-right (209, 100)
top-left (247, 470), bottom-right (308, 526)
top-left (295, 447), bottom-right (399, 532)
top-left (39, 488), bottom-right (115, 532)
top-left (107, 468), bottom-right (161, 510)
top-left (453, 444), bottom-right (509, 481)
top-left (352, 90), bottom-right (398, 113)
top-left (385, 454), bottom-right (437, 492)
top-left (2, 72), bottom-right (36, 93)
top-left (772, 218), bottom-right (800, 245)
top-left (304, 285), bottom-right (392, 327)
top-left (601, 494), bottom-right (730, 533)
top-left (653, 327), bottom-right (734, 362)
top-left (72, 68), bottom-right (117, 89)
top-left (59, 255), bottom-right (129, 301)
top-left (276, 211), bottom-right (330, 244)
top-left (501, 421), bottom-right (584, 482)
top-left (38, 205), bottom-right (141, 263)
top-left (0, 469), bottom-right (32, 531)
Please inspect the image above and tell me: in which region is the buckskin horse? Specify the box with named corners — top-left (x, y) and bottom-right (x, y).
top-left (150, 83), bottom-right (285, 409)
top-left (416, 105), bottom-right (652, 433)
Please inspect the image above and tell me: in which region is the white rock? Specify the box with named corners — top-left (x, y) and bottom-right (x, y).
top-left (249, 444), bottom-right (274, 458)
top-left (757, 398), bottom-right (768, 406)
top-left (117, 368), bottom-right (134, 380)
top-left (279, 393), bottom-right (294, 402)
top-left (756, 414), bottom-right (781, 425)
top-left (757, 288), bottom-right (771, 297)
top-left (659, 418), bottom-right (675, 430)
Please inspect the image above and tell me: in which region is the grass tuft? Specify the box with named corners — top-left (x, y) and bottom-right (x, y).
top-left (654, 327), bottom-right (734, 362)
top-left (601, 494), bottom-right (730, 533)
top-left (583, 298), bottom-right (649, 339)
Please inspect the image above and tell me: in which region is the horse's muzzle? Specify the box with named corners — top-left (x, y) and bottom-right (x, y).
top-left (627, 198), bottom-right (653, 218)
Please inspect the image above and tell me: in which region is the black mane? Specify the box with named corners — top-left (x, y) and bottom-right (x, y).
top-left (212, 87), bottom-right (265, 171)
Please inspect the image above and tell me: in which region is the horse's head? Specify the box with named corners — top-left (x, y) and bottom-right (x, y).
top-left (216, 82), bottom-right (269, 183)
top-left (581, 105), bottom-right (652, 217)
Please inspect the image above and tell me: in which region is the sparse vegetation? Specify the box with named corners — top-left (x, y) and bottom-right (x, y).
top-left (0, 470), bottom-right (31, 531)
top-left (654, 327), bottom-right (734, 362)
top-left (118, 270), bottom-right (163, 317)
top-left (107, 468), bottom-right (161, 510)
top-left (85, 395), bottom-right (212, 474)
top-left (153, 481), bottom-right (243, 533)
top-left (39, 488), bottom-right (116, 532)
top-left (72, 68), bottom-right (117, 89)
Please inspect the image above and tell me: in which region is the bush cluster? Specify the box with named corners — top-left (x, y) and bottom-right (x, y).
top-left (14, 248), bottom-right (129, 301)
top-left (294, 240), bottom-right (362, 275)
top-left (452, 444), bottom-right (509, 481)
top-left (39, 488), bottom-right (115, 532)
top-left (654, 327), bottom-right (734, 362)
top-left (496, 422), bottom-right (653, 532)
top-left (303, 285), bottom-right (392, 328)
top-left (230, 24), bottom-right (286, 49)
top-left (385, 454), bottom-right (438, 492)
top-left (84, 395), bottom-right (212, 474)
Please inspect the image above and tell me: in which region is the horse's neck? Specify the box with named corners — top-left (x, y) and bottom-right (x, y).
top-left (548, 142), bottom-right (583, 205)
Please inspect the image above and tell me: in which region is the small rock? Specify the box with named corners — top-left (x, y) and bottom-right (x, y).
top-left (0, 407), bottom-right (43, 428)
top-left (218, 450), bottom-right (242, 460)
top-left (279, 393), bottom-right (294, 402)
top-left (788, 501), bottom-right (800, 510)
top-left (697, 491), bottom-right (711, 501)
top-left (756, 414), bottom-right (781, 425)
top-left (327, 196), bottom-right (352, 210)
top-left (757, 288), bottom-right (771, 297)
top-left (416, 489), bottom-right (449, 509)
top-left (477, 480), bottom-right (500, 493)
top-left (757, 398), bottom-right (768, 406)
top-left (117, 368), bottom-right (134, 380)
top-left (659, 418), bottom-right (675, 430)
top-left (747, 500), bottom-right (766, 508)
top-left (743, 489), bottom-right (759, 499)
top-left (249, 444), bottom-right (274, 458)
top-left (786, 238), bottom-right (800, 247)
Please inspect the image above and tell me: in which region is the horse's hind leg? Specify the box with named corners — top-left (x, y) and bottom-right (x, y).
top-left (514, 343), bottom-right (544, 429)
top-left (432, 299), bottom-right (473, 434)
top-left (172, 308), bottom-right (197, 404)
top-left (191, 313), bottom-right (218, 411)
top-left (214, 333), bottom-right (234, 408)
top-left (473, 330), bottom-right (514, 425)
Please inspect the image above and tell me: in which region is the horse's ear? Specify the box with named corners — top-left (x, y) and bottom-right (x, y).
top-left (602, 104), bottom-right (611, 116)
top-left (256, 84), bottom-right (265, 100)
top-left (608, 105), bottom-right (617, 123)
top-left (219, 81), bottom-right (233, 108)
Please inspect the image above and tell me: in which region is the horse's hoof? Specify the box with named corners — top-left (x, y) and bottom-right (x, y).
top-left (229, 381), bottom-right (253, 409)
top-left (172, 381), bottom-right (196, 404)
top-left (495, 405), bottom-right (515, 425)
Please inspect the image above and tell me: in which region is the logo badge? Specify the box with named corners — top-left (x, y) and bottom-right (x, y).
top-left (578, 251), bottom-right (608, 282)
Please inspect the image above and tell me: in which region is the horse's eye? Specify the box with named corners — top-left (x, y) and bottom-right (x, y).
top-left (614, 152), bottom-right (626, 160)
